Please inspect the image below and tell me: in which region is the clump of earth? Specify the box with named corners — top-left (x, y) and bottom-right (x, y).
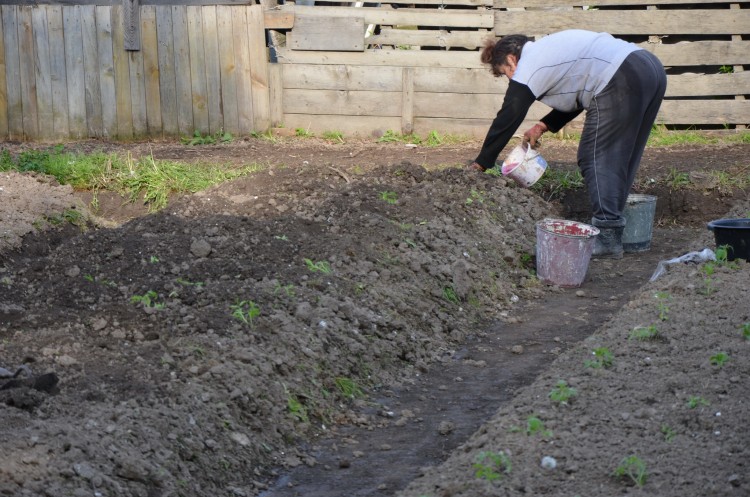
top-left (0, 137), bottom-right (748, 497)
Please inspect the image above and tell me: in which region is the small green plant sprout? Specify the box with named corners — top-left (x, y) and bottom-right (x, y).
top-left (274, 234), bottom-right (289, 241)
top-left (687, 395), bottom-right (710, 409)
top-left (654, 291), bottom-right (670, 321)
top-left (130, 290), bottom-right (164, 309)
top-left (273, 282), bottom-right (296, 298)
top-left (379, 190), bottom-right (398, 204)
top-left (443, 286), bottom-right (460, 305)
top-left (584, 347), bottom-right (614, 369)
top-left (701, 262), bottom-right (716, 295)
top-left (661, 424), bottom-right (676, 442)
top-left (613, 455), bottom-right (648, 487)
top-left (465, 189), bottom-right (485, 205)
top-left (284, 388), bottom-right (309, 423)
top-left (175, 277), bottom-right (204, 287)
top-left (294, 127), bottom-right (313, 137)
top-left (719, 64), bottom-right (734, 74)
top-left (741, 323), bottom-right (750, 340)
top-left (473, 450), bottom-right (511, 481)
top-left (629, 324), bottom-right (660, 341)
top-left (549, 380), bottom-right (577, 405)
top-left (230, 299), bottom-right (261, 327)
top-left (335, 377), bottom-right (364, 399)
top-left (322, 130), bottom-right (345, 143)
top-left (304, 258), bottom-right (332, 274)
top-left (149, 255), bottom-right (160, 263)
top-left (526, 415), bottom-right (552, 437)
top-left (710, 352), bottom-right (729, 367)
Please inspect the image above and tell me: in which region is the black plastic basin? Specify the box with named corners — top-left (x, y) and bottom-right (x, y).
top-left (707, 218), bottom-right (750, 261)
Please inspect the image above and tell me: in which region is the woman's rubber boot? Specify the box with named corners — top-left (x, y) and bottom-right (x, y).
top-left (591, 218), bottom-right (625, 259)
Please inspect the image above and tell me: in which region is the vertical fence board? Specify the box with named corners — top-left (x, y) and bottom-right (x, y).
top-left (47, 6), bottom-right (69, 138)
top-left (129, 48), bottom-right (147, 137)
top-left (187, 6), bottom-right (208, 133)
top-left (96, 6), bottom-right (116, 138)
top-left (111, 5), bottom-right (133, 138)
top-left (0, 10), bottom-right (7, 137)
top-left (2, 6), bottom-right (22, 138)
top-left (268, 62), bottom-right (281, 127)
top-left (217, 6), bottom-right (238, 134)
top-left (81, 5), bottom-right (102, 138)
top-left (63, 6), bottom-right (87, 138)
top-left (141, 6), bottom-right (161, 135)
top-left (401, 67), bottom-right (414, 135)
top-left (32, 7), bottom-right (53, 138)
top-left (201, 6), bottom-right (222, 134)
top-left (232, 5), bottom-right (253, 133)
top-left (172, 5), bottom-right (193, 137)
top-left (248, 4), bottom-right (269, 132)
top-left (18, 7), bottom-right (38, 139)
top-left (156, 6), bottom-right (177, 135)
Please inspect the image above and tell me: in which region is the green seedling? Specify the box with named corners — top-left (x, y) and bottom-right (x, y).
top-left (701, 262), bottom-right (716, 295)
top-left (665, 167), bottom-right (691, 188)
top-left (629, 324), bottom-right (659, 341)
top-left (654, 291), bottom-right (670, 321)
top-left (613, 455), bottom-right (648, 487)
top-left (175, 277), bottom-right (204, 287)
top-left (335, 377), bottom-right (364, 399)
top-left (661, 424), bottom-right (676, 442)
top-left (465, 189), bottom-right (485, 205)
top-left (710, 352), bottom-right (729, 367)
top-left (274, 234), bottom-right (289, 241)
top-left (322, 130), bottom-right (344, 143)
top-left (443, 286), bottom-right (460, 305)
top-left (304, 258), bottom-right (332, 274)
top-left (181, 130), bottom-right (233, 145)
top-left (230, 300), bottom-right (261, 327)
top-left (273, 282), bottom-right (296, 298)
top-left (287, 395), bottom-right (308, 423)
top-left (687, 395), bottom-right (710, 409)
top-left (294, 127), bottom-right (313, 137)
top-left (130, 290), bottom-right (164, 309)
top-left (526, 416), bottom-right (552, 437)
top-left (584, 347), bottom-right (614, 369)
top-left (741, 323), bottom-right (750, 340)
top-left (549, 380), bottom-right (577, 405)
top-left (149, 255), bottom-right (160, 263)
top-left (379, 191), bottom-right (398, 204)
top-left (473, 451), bottom-right (511, 482)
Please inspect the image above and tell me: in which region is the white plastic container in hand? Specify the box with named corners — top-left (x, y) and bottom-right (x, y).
top-left (500, 144), bottom-right (547, 187)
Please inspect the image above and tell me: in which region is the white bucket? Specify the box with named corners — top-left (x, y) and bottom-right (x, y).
top-left (501, 144), bottom-right (547, 188)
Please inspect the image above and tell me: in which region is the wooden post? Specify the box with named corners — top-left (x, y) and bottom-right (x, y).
top-left (123, 0), bottom-right (140, 51)
top-left (401, 67), bottom-right (414, 135)
top-left (731, 4), bottom-right (746, 129)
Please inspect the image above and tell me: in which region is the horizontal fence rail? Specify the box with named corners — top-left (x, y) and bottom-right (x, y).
top-left (0, 1), bottom-right (747, 141)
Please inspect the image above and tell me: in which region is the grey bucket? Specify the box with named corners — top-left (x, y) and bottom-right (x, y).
top-left (622, 194), bottom-right (657, 252)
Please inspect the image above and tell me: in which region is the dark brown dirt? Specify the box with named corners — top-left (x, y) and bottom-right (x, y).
top-left (0, 136), bottom-right (748, 497)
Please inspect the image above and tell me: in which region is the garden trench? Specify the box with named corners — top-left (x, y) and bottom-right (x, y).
top-left (0, 138), bottom-right (748, 497)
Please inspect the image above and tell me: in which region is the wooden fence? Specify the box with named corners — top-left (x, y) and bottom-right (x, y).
top-left (0, 1), bottom-right (748, 141)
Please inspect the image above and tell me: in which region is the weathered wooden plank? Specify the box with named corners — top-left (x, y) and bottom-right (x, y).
top-left (401, 67), bottom-right (414, 134)
top-left (268, 62), bottom-right (282, 126)
top-left (658, 100), bottom-right (750, 125)
top-left (414, 117), bottom-right (548, 140)
top-left (172, 5), bottom-right (193, 136)
top-left (248, 4), bottom-right (270, 132)
top-left (111, 5), bottom-right (133, 138)
top-left (217, 5), bottom-right (238, 134)
top-left (81, 5), bottom-right (103, 138)
top-left (122, 0), bottom-right (140, 50)
top-left (290, 14), bottom-right (364, 52)
top-left (232, 5), bottom-right (253, 133)
top-left (414, 66), bottom-right (502, 93)
top-left (282, 63), bottom-right (403, 91)
top-left (366, 27), bottom-right (489, 50)
top-left (640, 41), bottom-right (750, 67)
top-left (283, 88), bottom-right (402, 117)
top-left (18, 6), bottom-right (38, 139)
top-left (0, 9), bottom-right (8, 137)
top-left (495, 11), bottom-right (750, 36)
top-left (186, 5), bottom-right (207, 133)
top-left (498, 0), bottom-right (746, 7)
top-left (95, 6), bottom-right (117, 138)
top-left (281, 113), bottom-right (401, 136)
top-left (270, 5), bottom-right (494, 30)
top-left (667, 72), bottom-right (750, 98)
top-left (2, 6), bottom-right (22, 138)
top-left (63, 6), bottom-right (87, 138)
top-left (155, 5), bottom-right (177, 135)
top-left (141, 5), bottom-right (162, 135)
top-left (275, 48), bottom-right (484, 68)
top-left (414, 91), bottom-right (552, 120)
top-left (128, 46), bottom-right (148, 136)
top-left (0, 0), bottom-right (266, 6)
top-left (31, 7), bottom-right (53, 138)
top-left (201, 5), bottom-right (222, 134)
top-left (381, 0), bottom-right (493, 5)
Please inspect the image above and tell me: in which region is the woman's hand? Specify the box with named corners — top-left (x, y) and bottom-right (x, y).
top-left (523, 122), bottom-right (548, 148)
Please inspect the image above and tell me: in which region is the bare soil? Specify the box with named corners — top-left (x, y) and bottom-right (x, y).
top-left (1, 137), bottom-right (749, 497)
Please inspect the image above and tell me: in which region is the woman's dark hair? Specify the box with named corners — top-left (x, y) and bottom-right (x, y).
top-left (481, 35), bottom-right (530, 77)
